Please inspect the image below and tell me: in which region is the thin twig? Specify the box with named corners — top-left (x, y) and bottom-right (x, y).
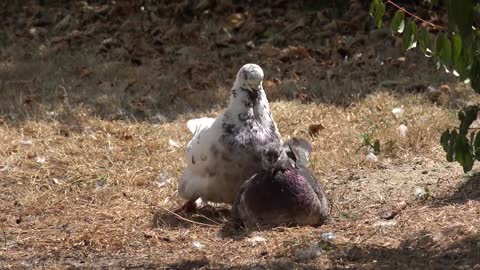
top-left (2, 227), bottom-right (6, 249)
top-left (449, 126), bottom-right (480, 131)
top-left (193, 214), bottom-right (223, 226)
top-left (386, 0), bottom-right (446, 30)
top-left (160, 207), bottom-right (222, 228)
top-left (357, 227), bottom-right (381, 245)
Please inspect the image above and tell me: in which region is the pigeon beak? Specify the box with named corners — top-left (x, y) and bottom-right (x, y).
top-left (249, 83), bottom-right (262, 92)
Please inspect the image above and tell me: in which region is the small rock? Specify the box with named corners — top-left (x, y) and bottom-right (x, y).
top-left (391, 107), bottom-right (404, 119)
top-left (397, 124), bottom-right (408, 138)
top-left (154, 172), bottom-right (171, 188)
top-left (414, 187), bottom-right (430, 200)
top-left (396, 201), bottom-right (408, 210)
top-left (35, 156), bottom-right (46, 164)
top-left (365, 152), bottom-right (378, 162)
top-left (247, 236), bottom-right (267, 246)
top-left (192, 240), bottom-right (204, 249)
top-left (320, 232), bottom-right (336, 241)
top-left (432, 232), bottom-right (444, 242)
top-left (94, 178), bottom-right (108, 189)
top-left (18, 139), bottom-right (33, 146)
top-left (379, 209), bottom-right (398, 220)
top-left (294, 242), bottom-right (323, 260)
top-left (374, 220), bottom-right (397, 228)
top-left (421, 170), bottom-right (428, 175)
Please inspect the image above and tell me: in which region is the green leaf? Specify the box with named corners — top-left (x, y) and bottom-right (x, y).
top-left (470, 131), bottom-right (476, 148)
top-left (440, 129), bottom-right (451, 152)
top-left (369, 0), bottom-right (377, 16)
top-left (402, 20), bottom-right (418, 50)
top-left (374, 1), bottom-right (386, 28)
top-left (447, 129), bottom-right (457, 162)
top-left (458, 105), bottom-right (479, 135)
top-left (362, 133), bottom-right (372, 146)
top-left (418, 27), bottom-right (430, 55)
top-left (452, 33), bottom-right (463, 64)
top-left (454, 135), bottom-right (474, 173)
top-left (373, 139), bottom-right (381, 155)
top-left (447, 0), bottom-right (474, 40)
top-left (471, 56), bottom-right (480, 93)
top-left (454, 47), bottom-right (469, 79)
top-left (435, 33), bottom-right (452, 66)
top-left (391, 10), bottom-right (405, 34)
top-left (370, 0), bottom-right (384, 28)
top-left (474, 132), bottom-right (480, 158)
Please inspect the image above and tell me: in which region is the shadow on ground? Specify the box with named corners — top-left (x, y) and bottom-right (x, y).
top-left (333, 232), bottom-right (480, 269)
top-left (152, 205), bottom-right (231, 229)
top-left (434, 172), bottom-right (480, 206)
top-left (0, 0), bottom-right (456, 125)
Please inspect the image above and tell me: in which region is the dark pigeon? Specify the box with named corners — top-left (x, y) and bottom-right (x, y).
top-left (232, 138), bottom-right (329, 227)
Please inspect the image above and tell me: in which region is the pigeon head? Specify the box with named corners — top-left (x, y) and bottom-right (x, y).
top-left (261, 143), bottom-right (291, 171)
top-left (233, 63), bottom-right (264, 92)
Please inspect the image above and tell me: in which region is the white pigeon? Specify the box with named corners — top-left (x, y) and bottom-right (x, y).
top-left (177, 63), bottom-right (282, 212)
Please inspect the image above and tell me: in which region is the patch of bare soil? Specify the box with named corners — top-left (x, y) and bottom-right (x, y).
top-left (1, 1), bottom-right (480, 269)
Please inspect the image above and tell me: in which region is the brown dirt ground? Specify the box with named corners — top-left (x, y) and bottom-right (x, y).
top-left (1, 1), bottom-right (480, 269)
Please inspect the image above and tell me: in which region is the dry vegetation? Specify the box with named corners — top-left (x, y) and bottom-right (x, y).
top-left (1, 1), bottom-right (480, 269)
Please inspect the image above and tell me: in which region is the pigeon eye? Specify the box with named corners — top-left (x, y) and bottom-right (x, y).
top-left (243, 71), bottom-right (249, 81)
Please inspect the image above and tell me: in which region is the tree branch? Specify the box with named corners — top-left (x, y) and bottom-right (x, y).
top-left (449, 125), bottom-right (480, 131)
top-left (386, 0), bottom-right (446, 30)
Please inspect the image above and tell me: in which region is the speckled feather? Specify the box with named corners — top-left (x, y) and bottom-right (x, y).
top-left (179, 64), bottom-right (282, 205)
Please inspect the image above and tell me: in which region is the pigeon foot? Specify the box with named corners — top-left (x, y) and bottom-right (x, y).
top-left (173, 200), bottom-right (197, 215)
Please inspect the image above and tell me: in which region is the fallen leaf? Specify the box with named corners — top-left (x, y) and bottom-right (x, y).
top-left (308, 124), bottom-right (325, 137)
top-left (427, 86), bottom-right (442, 102)
top-left (192, 240), bottom-right (204, 249)
top-left (264, 80), bottom-right (276, 89)
top-left (52, 178), bottom-right (62, 185)
top-left (35, 156), bottom-right (46, 164)
top-left (144, 230), bottom-right (156, 239)
top-left (168, 139), bottom-right (181, 148)
top-left (224, 13), bottom-right (245, 30)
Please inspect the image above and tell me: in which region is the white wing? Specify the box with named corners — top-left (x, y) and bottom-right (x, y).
top-left (186, 117), bottom-right (215, 135)
top-left (179, 117), bottom-right (221, 200)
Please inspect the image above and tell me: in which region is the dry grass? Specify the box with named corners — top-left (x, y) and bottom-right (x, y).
top-left (1, 87), bottom-right (480, 269)
top-left (1, 2), bottom-right (480, 268)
